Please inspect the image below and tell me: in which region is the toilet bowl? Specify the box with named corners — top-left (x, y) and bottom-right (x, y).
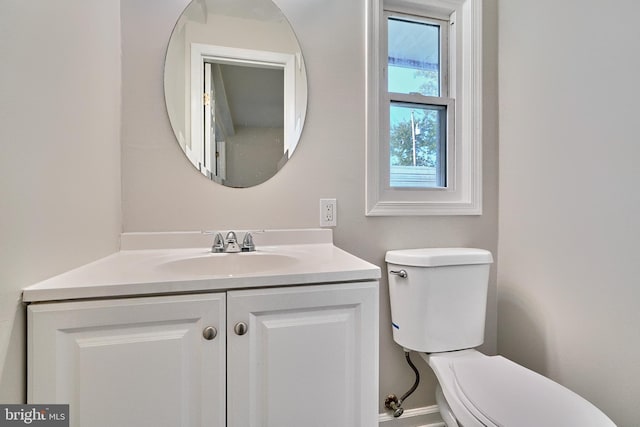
top-left (385, 248), bottom-right (616, 427)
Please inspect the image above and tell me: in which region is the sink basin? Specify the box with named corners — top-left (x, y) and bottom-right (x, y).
top-left (157, 251), bottom-right (299, 276)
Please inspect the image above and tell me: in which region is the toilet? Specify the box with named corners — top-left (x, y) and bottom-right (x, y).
top-left (386, 248), bottom-right (616, 427)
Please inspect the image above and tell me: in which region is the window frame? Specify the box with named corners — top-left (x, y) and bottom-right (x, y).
top-left (386, 12), bottom-right (449, 97)
top-left (366, 0), bottom-right (483, 216)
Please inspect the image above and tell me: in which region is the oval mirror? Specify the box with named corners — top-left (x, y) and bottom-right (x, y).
top-left (164, 0), bottom-right (308, 188)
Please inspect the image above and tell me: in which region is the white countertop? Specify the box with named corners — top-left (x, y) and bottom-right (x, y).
top-left (23, 230), bottom-right (381, 303)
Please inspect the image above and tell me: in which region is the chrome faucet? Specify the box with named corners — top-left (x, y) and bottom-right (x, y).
top-left (209, 231), bottom-right (255, 253)
top-left (223, 231), bottom-right (241, 253)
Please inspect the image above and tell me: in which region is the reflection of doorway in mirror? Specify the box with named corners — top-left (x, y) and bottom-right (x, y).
top-left (204, 61), bottom-right (284, 186)
top-left (191, 44), bottom-right (295, 187)
top-left (203, 62), bottom-right (227, 184)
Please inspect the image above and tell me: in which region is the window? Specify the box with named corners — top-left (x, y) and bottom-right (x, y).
top-left (366, 0), bottom-right (483, 215)
top-left (387, 13), bottom-right (452, 189)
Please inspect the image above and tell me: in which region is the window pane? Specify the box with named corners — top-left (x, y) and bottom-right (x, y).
top-left (388, 17), bottom-right (440, 96)
top-left (389, 103), bottom-right (446, 188)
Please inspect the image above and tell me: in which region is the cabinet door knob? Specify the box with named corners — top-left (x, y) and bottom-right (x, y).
top-left (234, 322), bottom-right (248, 336)
top-left (202, 326), bottom-right (218, 340)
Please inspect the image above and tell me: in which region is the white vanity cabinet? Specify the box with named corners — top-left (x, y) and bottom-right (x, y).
top-left (28, 293), bottom-right (227, 427)
top-left (27, 282), bottom-right (378, 427)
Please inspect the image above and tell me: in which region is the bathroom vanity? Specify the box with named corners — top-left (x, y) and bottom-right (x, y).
top-left (23, 229), bottom-right (380, 427)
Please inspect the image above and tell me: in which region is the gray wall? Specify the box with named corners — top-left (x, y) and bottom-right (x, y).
top-left (498, 0), bottom-right (640, 425)
top-left (0, 0), bottom-right (122, 401)
top-left (121, 0), bottom-right (499, 413)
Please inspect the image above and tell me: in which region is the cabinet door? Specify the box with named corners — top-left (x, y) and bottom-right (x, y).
top-left (227, 282), bottom-right (378, 427)
top-left (28, 293), bottom-right (225, 427)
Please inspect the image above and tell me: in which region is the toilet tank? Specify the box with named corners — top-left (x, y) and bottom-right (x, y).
top-left (386, 248), bottom-right (493, 353)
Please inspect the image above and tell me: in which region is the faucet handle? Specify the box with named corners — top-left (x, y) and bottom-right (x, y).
top-left (241, 233), bottom-right (255, 252)
top-left (211, 232), bottom-right (225, 253)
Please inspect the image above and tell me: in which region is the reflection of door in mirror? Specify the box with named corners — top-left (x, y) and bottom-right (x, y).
top-left (191, 45), bottom-right (293, 187)
top-left (203, 62), bottom-right (230, 184)
top-left (203, 63), bottom-right (220, 182)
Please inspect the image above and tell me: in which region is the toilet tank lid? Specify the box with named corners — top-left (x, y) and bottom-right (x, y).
top-left (385, 248), bottom-right (493, 267)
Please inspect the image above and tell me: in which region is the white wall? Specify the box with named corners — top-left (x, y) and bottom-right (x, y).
top-left (0, 1), bottom-right (122, 401)
top-left (498, 0), bottom-right (640, 425)
top-left (121, 0), bottom-right (499, 412)
top-left (226, 127), bottom-right (283, 188)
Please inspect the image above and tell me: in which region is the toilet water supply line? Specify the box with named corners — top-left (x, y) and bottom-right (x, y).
top-left (384, 350), bottom-right (420, 418)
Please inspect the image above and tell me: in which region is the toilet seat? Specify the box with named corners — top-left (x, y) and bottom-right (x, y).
top-left (424, 350), bottom-right (616, 427)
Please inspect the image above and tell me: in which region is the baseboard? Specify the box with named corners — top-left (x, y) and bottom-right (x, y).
top-left (379, 405), bottom-right (446, 427)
